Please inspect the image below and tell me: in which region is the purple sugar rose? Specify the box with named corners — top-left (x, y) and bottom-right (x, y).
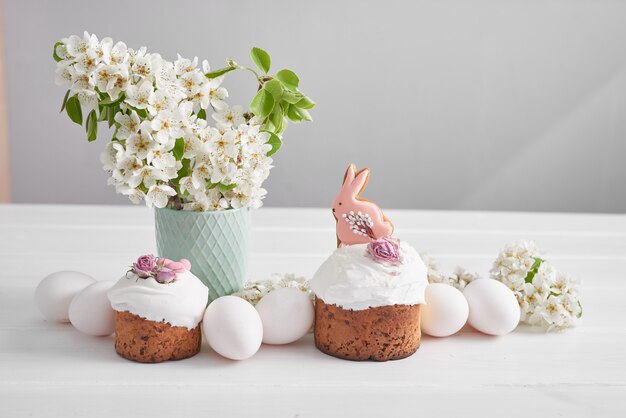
top-left (133, 254), bottom-right (156, 278)
top-left (367, 236), bottom-right (400, 264)
top-left (155, 267), bottom-right (177, 284)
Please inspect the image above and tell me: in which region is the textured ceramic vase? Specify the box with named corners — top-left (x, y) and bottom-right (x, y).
top-left (155, 207), bottom-right (250, 302)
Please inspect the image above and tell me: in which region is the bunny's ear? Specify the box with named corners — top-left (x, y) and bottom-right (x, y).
top-left (350, 168), bottom-right (370, 196)
top-left (342, 164), bottom-right (357, 187)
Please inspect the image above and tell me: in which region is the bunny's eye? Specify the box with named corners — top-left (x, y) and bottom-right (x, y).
top-left (338, 202), bottom-right (342, 206)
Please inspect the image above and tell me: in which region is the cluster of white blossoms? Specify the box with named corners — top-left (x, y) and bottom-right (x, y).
top-left (422, 253), bottom-right (480, 289)
top-left (234, 273), bottom-right (313, 306)
top-left (54, 32), bottom-right (273, 210)
top-left (490, 240), bottom-right (582, 331)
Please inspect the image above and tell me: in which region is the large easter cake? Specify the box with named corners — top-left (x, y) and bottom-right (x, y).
top-left (310, 164), bottom-right (428, 361)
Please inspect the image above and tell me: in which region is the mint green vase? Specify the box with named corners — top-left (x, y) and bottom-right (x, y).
top-left (155, 207), bottom-right (251, 302)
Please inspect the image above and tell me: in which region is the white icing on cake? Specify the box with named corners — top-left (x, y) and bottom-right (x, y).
top-left (310, 241), bottom-right (428, 310)
top-left (108, 270), bottom-right (208, 329)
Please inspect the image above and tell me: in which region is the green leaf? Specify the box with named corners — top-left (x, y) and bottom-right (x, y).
top-left (263, 79), bottom-right (283, 99)
top-left (269, 105), bottom-right (284, 134)
top-left (197, 108), bottom-right (207, 120)
top-left (281, 89), bottom-right (303, 104)
top-left (107, 104), bottom-right (118, 128)
top-left (295, 107), bottom-right (313, 121)
top-left (524, 257), bottom-right (544, 284)
top-left (263, 131), bottom-right (282, 156)
top-left (52, 42), bottom-right (64, 62)
top-left (97, 106), bottom-right (108, 122)
top-left (250, 88), bottom-right (275, 119)
top-left (250, 47), bottom-right (271, 74)
top-left (65, 95), bottom-right (83, 125)
top-left (99, 93), bottom-right (125, 106)
top-left (205, 66), bottom-right (237, 79)
top-left (172, 137), bottom-right (185, 160)
top-left (295, 96), bottom-right (316, 109)
top-left (275, 69), bottom-right (299, 91)
top-left (206, 181), bottom-right (219, 190)
top-left (59, 90), bottom-right (70, 113)
top-left (129, 107), bottom-right (148, 119)
top-left (218, 182), bottom-right (237, 192)
top-left (85, 110), bottom-right (98, 142)
top-left (286, 104), bottom-right (303, 122)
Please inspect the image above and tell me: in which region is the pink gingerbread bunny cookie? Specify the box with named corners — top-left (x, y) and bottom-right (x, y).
top-left (332, 164), bottom-right (394, 246)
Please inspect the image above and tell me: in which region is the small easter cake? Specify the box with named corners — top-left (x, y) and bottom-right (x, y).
top-left (108, 255), bottom-right (209, 363)
top-left (310, 164), bottom-right (428, 361)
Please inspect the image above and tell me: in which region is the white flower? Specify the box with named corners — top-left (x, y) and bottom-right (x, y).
top-left (132, 53), bottom-right (154, 78)
top-left (100, 141), bottom-right (125, 171)
top-left (69, 65), bottom-right (94, 93)
top-left (147, 89), bottom-right (176, 116)
top-left (207, 130), bottom-right (239, 159)
top-left (65, 32), bottom-right (98, 57)
top-left (105, 66), bottom-right (130, 100)
top-left (212, 105), bottom-right (245, 129)
top-left (150, 109), bottom-right (184, 143)
top-left (114, 111), bottom-right (141, 139)
top-left (77, 90), bottom-right (98, 111)
top-left (191, 161), bottom-right (212, 189)
top-left (74, 50), bottom-right (99, 75)
top-left (94, 64), bottom-right (122, 93)
top-left (94, 37), bottom-right (112, 63)
top-left (145, 184), bottom-right (176, 208)
top-left (146, 146), bottom-right (177, 170)
top-left (126, 132), bottom-right (156, 159)
top-left (117, 184), bottom-right (145, 204)
top-left (54, 61), bottom-right (73, 87)
top-left (174, 54), bottom-right (198, 75)
top-left (155, 60), bottom-right (185, 101)
top-left (209, 160), bottom-right (238, 185)
top-left (126, 165), bottom-right (169, 188)
top-left (125, 79), bottom-right (153, 109)
top-left (106, 41), bottom-right (128, 66)
top-left (178, 70), bottom-right (205, 97)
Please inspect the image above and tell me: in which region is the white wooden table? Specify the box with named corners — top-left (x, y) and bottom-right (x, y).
top-left (1, 204), bottom-right (625, 417)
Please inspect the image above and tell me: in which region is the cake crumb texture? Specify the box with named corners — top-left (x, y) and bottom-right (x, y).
top-left (314, 297), bottom-right (421, 361)
top-left (114, 311), bottom-right (201, 363)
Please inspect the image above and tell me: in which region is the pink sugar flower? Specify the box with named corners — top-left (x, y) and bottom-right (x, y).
top-left (133, 254), bottom-right (156, 278)
top-left (367, 236), bottom-right (400, 264)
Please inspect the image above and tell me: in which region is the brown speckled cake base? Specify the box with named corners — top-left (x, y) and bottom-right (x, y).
top-left (113, 311), bottom-right (201, 363)
top-left (314, 297), bottom-right (421, 361)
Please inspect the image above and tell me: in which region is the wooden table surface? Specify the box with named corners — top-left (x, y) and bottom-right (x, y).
top-left (1, 204), bottom-right (624, 417)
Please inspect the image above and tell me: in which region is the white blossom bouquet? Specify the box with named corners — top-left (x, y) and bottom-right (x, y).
top-left (53, 32), bottom-right (314, 210)
top-left (490, 240), bottom-right (583, 331)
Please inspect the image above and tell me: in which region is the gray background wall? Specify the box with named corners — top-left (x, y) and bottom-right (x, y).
top-left (4, 0), bottom-right (626, 213)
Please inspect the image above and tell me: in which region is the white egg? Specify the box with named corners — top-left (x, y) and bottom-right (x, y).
top-left (463, 279), bottom-right (521, 336)
top-left (421, 283), bottom-right (469, 337)
top-left (69, 281), bottom-right (116, 336)
top-left (203, 296), bottom-right (263, 360)
top-left (256, 287), bottom-right (314, 345)
top-left (34, 271), bottom-right (96, 323)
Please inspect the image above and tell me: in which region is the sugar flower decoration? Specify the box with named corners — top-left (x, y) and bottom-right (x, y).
top-left (367, 236), bottom-right (400, 265)
top-left (129, 254), bottom-right (191, 284)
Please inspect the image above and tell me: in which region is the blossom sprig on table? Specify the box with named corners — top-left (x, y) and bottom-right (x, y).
top-left (129, 254), bottom-right (191, 284)
top-left (53, 32), bottom-right (314, 210)
top-left (490, 240), bottom-right (583, 331)
top-left (234, 273), bottom-right (313, 306)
